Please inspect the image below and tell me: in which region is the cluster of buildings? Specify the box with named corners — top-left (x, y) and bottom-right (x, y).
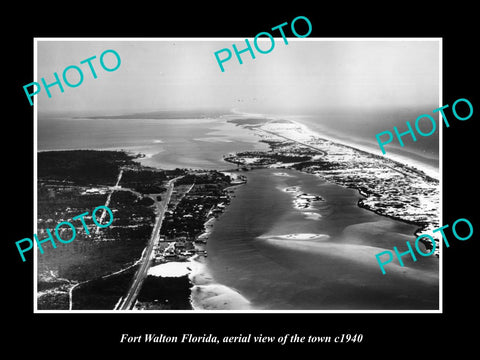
top-left (152, 239), bottom-right (199, 264)
top-left (152, 171), bottom-right (245, 264)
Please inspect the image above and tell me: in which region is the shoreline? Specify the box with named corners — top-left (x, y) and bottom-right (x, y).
top-left (187, 178), bottom-right (252, 310)
top-left (225, 112), bottom-right (440, 257)
top-left (37, 112), bottom-right (439, 310)
top-left (37, 146), bottom-right (249, 310)
top-left (204, 166), bottom-right (439, 310)
top-left (230, 110), bottom-right (439, 180)
top-left (141, 174), bottom-right (250, 310)
top-left (280, 117), bottom-right (439, 181)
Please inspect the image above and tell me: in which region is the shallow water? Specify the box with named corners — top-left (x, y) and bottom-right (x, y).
top-left (206, 168), bottom-right (439, 310)
top-left (38, 112), bottom-right (440, 310)
top-left (38, 116), bottom-right (268, 170)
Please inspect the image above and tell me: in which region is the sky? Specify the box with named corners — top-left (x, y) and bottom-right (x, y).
top-left (36, 39), bottom-right (440, 115)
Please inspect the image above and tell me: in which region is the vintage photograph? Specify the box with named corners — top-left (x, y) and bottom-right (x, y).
top-left (35, 39), bottom-right (441, 311)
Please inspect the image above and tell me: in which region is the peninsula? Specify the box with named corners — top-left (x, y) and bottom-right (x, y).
top-left (224, 117), bottom-right (440, 255)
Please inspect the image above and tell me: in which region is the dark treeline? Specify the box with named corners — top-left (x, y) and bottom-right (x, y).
top-left (38, 150), bottom-right (137, 186)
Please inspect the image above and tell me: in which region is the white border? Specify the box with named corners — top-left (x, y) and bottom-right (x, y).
top-left (33, 37), bottom-right (443, 314)
top-left (439, 38), bottom-right (443, 314)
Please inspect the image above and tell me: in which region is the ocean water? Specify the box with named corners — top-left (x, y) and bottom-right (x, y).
top-left (38, 110), bottom-right (439, 310)
top-left (38, 107), bottom-right (439, 171)
top-left (38, 115), bottom-right (268, 170)
top-left (283, 107), bottom-right (440, 169)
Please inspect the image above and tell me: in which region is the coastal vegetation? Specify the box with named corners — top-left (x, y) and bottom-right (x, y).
top-left (161, 171), bottom-right (233, 240)
top-left (137, 275), bottom-right (192, 310)
top-left (37, 150), bottom-right (161, 310)
top-left (120, 169), bottom-right (168, 194)
top-left (227, 118), bottom-right (269, 127)
top-left (38, 150), bottom-right (138, 185)
top-left (71, 267), bottom-right (137, 310)
top-left (225, 119), bottom-right (440, 255)
top-left (37, 151), bottom-right (240, 310)
top-left (224, 150), bottom-right (312, 166)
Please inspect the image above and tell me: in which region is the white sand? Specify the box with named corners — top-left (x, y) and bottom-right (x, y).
top-left (303, 212), bottom-right (322, 220)
top-left (191, 284), bottom-right (252, 310)
top-left (281, 185), bottom-right (323, 210)
top-left (228, 111), bottom-right (439, 181)
top-left (147, 255), bottom-right (253, 310)
top-left (258, 233), bottom-right (330, 241)
top-left (148, 262), bottom-right (191, 278)
top-left (285, 117), bottom-right (439, 180)
top-left (188, 255), bottom-right (253, 310)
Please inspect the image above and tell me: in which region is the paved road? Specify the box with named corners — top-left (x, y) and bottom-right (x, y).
top-left (95, 169), bottom-right (123, 235)
top-left (118, 177), bottom-right (178, 310)
top-left (259, 129), bottom-right (327, 156)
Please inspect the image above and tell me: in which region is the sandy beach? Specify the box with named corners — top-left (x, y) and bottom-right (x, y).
top-left (287, 117), bottom-right (439, 180)
top-left (190, 256), bottom-right (252, 310)
top-left (233, 110), bottom-right (439, 180)
top-left (206, 167), bottom-right (439, 310)
top-left (147, 255), bottom-right (252, 310)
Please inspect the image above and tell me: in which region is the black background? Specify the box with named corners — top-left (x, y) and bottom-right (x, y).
top-left (5, 4), bottom-right (478, 356)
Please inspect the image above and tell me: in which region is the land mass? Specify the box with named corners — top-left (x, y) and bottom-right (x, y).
top-left (224, 117), bottom-right (440, 255)
top-left (75, 109), bottom-right (228, 120)
top-left (37, 115), bottom-right (440, 310)
top-left (37, 150), bottom-right (243, 310)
